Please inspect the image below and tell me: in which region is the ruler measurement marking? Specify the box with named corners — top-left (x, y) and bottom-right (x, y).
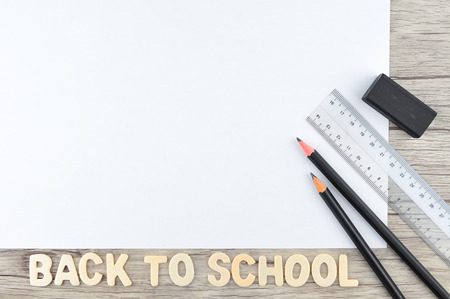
top-left (308, 90), bottom-right (450, 266)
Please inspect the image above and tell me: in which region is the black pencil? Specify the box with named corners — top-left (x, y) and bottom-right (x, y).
top-left (310, 173), bottom-right (405, 299)
top-left (299, 138), bottom-right (450, 299)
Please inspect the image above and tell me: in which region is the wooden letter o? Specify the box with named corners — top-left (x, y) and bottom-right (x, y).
top-left (284, 254), bottom-right (310, 287)
top-left (168, 253), bottom-right (195, 286)
top-left (311, 254), bottom-right (337, 287)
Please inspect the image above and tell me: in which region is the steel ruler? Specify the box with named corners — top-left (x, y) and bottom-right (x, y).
top-left (307, 89), bottom-right (450, 266)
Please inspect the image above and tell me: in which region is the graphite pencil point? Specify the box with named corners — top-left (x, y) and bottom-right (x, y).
top-left (297, 138), bottom-right (315, 156)
top-left (310, 172), bottom-right (316, 179)
top-left (311, 173), bottom-right (327, 193)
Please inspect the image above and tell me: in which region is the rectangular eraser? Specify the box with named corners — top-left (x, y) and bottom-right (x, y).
top-left (362, 74), bottom-right (437, 138)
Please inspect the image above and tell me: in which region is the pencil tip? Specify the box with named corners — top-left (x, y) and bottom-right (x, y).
top-left (311, 173), bottom-right (327, 193)
top-left (296, 138), bottom-right (315, 157)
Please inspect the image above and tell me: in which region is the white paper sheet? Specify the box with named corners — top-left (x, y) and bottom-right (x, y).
top-left (0, 0), bottom-right (390, 248)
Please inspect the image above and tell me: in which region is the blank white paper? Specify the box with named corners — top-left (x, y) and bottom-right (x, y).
top-left (0, 0), bottom-right (390, 248)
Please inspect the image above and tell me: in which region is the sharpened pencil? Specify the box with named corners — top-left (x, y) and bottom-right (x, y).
top-left (311, 173), bottom-right (405, 299)
top-left (299, 138), bottom-right (450, 299)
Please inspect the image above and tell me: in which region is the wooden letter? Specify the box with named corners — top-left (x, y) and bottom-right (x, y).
top-left (144, 255), bottom-right (168, 286)
top-left (231, 254), bottom-right (256, 287)
top-left (106, 253), bottom-right (132, 286)
top-left (79, 252), bottom-right (103, 286)
top-left (338, 254), bottom-right (359, 287)
top-left (29, 254), bottom-right (53, 286)
top-left (168, 253), bottom-right (195, 286)
top-left (311, 254), bottom-right (337, 287)
top-left (284, 254), bottom-right (310, 287)
top-left (208, 252), bottom-right (231, 287)
top-left (258, 255), bottom-right (283, 286)
top-left (54, 254), bottom-right (80, 286)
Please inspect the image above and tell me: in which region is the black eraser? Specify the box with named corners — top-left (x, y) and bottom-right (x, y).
top-left (362, 74), bottom-right (437, 138)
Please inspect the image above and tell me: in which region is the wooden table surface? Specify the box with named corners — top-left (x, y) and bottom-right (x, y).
top-left (1, 1), bottom-right (449, 298)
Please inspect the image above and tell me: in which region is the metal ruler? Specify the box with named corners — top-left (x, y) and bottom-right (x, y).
top-left (307, 89), bottom-right (450, 266)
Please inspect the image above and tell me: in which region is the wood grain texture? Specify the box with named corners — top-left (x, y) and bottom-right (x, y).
top-left (1, 0), bottom-right (449, 298)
